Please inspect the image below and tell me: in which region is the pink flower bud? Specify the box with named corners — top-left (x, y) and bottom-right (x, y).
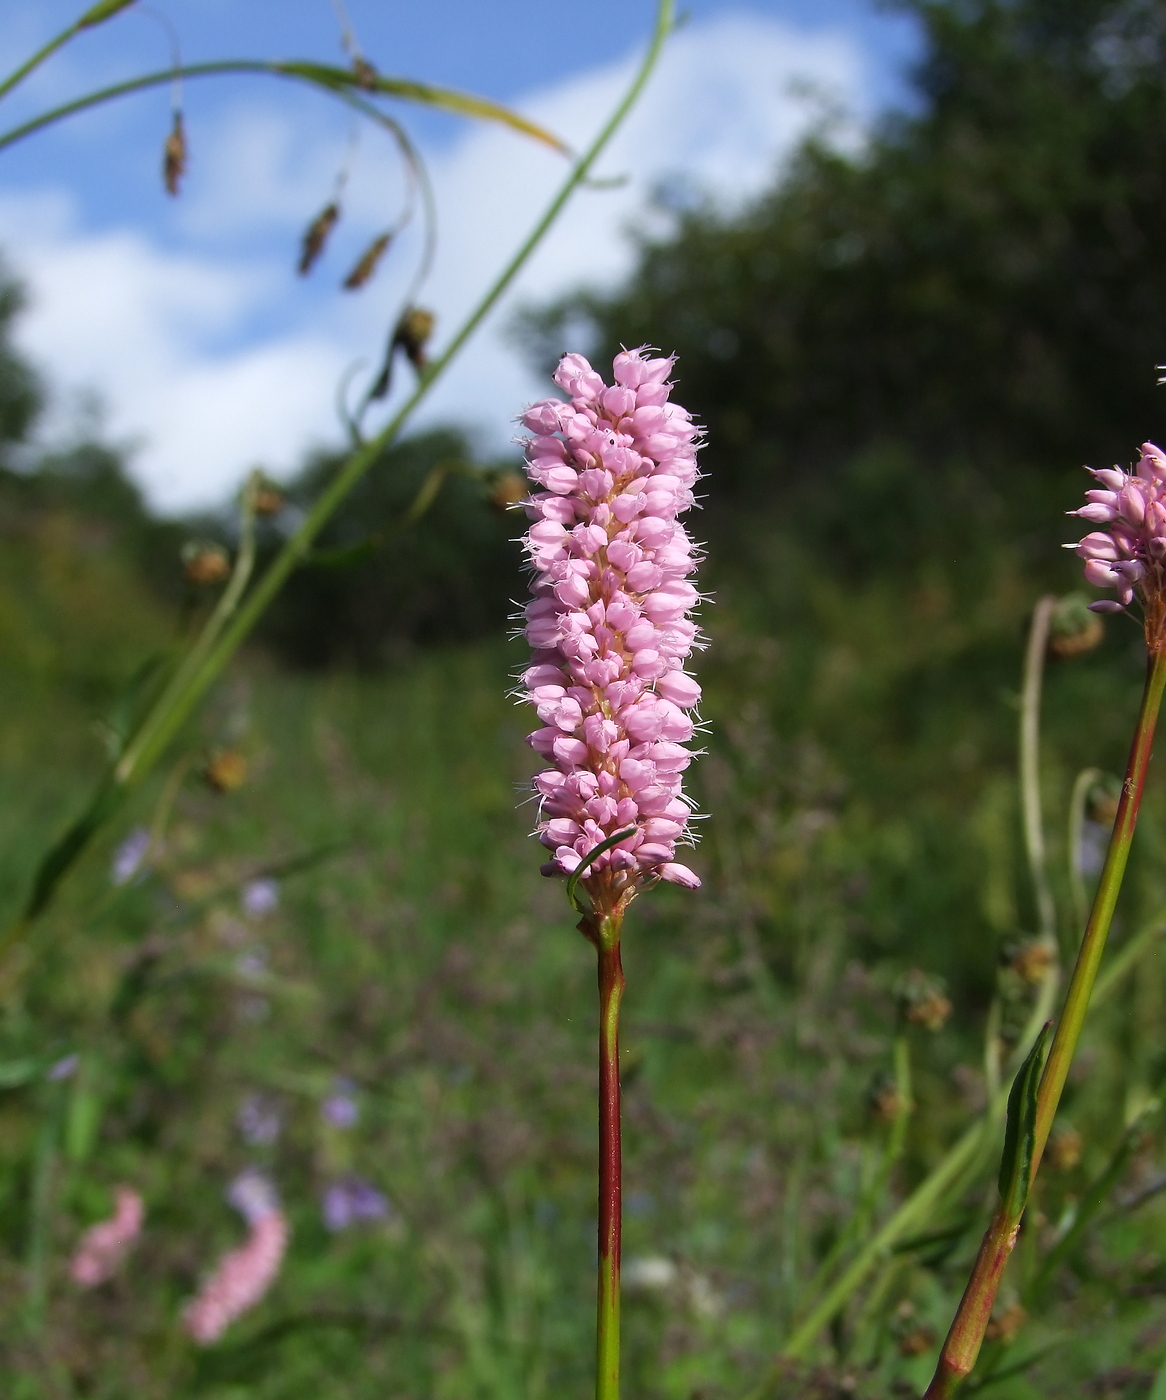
top-left (656, 672), bottom-right (701, 707)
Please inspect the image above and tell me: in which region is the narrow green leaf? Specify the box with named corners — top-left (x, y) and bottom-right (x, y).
top-left (565, 828), bottom-right (638, 914)
top-left (998, 1022), bottom-right (1051, 1218)
top-left (77, 0), bottom-right (136, 29)
top-left (274, 62), bottom-right (570, 152)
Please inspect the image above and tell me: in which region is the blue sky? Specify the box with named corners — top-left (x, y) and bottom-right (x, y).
top-left (0, 1), bottom-right (920, 511)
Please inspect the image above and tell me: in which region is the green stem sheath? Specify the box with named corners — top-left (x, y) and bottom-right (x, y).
top-left (923, 644), bottom-right (1166, 1398)
top-left (596, 919), bottom-right (625, 1400)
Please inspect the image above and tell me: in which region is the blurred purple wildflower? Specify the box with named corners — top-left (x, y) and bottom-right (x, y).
top-left (111, 828), bottom-right (151, 886)
top-left (321, 1079), bottom-right (360, 1129)
top-left (236, 1093), bottom-right (282, 1146)
top-left (321, 1176), bottom-right (391, 1231)
top-left (47, 1053), bottom-right (79, 1082)
top-left (519, 348), bottom-right (706, 912)
top-left (241, 878), bottom-right (279, 917)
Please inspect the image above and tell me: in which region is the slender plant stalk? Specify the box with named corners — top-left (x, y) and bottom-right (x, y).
top-left (593, 913), bottom-right (626, 1400)
top-left (7, 0), bottom-right (674, 933)
top-left (1020, 597), bottom-right (1058, 946)
top-left (924, 645), bottom-right (1166, 1398)
top-left (1067, 766), bottom-right (1103, 934)
top-left (0, 0), bottom-right (135, 104)
top-left (0, 58), bottom-right (568, 157)
top-left (1033, 646), bottom-right (1166, 1163)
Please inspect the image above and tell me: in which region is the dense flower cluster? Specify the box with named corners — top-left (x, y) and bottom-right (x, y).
top-left (519, 349), bottom-right (704, 909)
top-left (184, 1171), bottom-right (288, 1344)
top-left (1071, 441), bottom-right (1166, 625)
top-left (70, 1186), bottom-right (144, 1287)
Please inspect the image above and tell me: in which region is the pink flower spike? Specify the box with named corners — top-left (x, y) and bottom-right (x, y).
top-left (70, 1186), bottom-right (144, 1287)
top-left (1073, 443), bottom-right (1166, 641)
top-left (183, 1172), bottom-right (289, 1345)
top-left (518, 349), bottom-right (705, 915)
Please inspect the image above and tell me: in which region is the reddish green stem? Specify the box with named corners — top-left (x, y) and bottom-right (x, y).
top-left (587, 912), bottom-right (625, 1400)
top-left (923, 644), bottom-right (1166, 1398)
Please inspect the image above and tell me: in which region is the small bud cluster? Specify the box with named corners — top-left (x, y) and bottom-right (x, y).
top-left (518, 349), bottom-right (705, 912)
top-left (1070, 441), bottom-right (1166, 639)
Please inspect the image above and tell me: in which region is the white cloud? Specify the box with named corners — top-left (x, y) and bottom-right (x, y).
top-left (0, 12), bottom-right (866, 512)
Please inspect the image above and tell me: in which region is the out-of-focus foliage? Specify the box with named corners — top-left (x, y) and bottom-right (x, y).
top-left (519, 0), bottom-right (1166, 535)
top-left (256, 434), bottom-right (525, 669)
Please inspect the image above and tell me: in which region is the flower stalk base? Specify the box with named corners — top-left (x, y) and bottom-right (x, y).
top-left (583, 911), bottom-right (625, 1400)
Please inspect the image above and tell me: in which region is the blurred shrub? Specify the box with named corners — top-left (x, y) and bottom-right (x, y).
top-left (256, 431), bottom-right (526, 669)
top-left (517, 0), bottom-right (1166, 559)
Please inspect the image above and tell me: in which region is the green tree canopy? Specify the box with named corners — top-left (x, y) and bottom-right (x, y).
top-left (520, 0), bottom-right (1166, 550)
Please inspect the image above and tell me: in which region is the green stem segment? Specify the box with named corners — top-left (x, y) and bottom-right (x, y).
top-left (595, 917), bottom-right (625, 1400)
top-left (924, 644), bottom-right (1166, 1398)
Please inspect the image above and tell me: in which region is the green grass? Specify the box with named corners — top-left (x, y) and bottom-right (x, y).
top-left (4, 530), bottom-right (1166, 1397)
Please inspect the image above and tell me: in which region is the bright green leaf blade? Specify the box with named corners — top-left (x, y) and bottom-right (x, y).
top-left (998, 1022), bottom-right (1051, 1218)
top-left (274, 61), bottom-right (571, 153)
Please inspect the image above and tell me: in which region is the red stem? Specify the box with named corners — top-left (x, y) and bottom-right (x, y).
top-left (596, 933), bottom-right (624, 1400)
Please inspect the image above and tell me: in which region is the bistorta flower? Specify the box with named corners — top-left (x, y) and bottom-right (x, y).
top-left (518, 348), bottom-right (704, 917)
top-left (1069, 441), bottom-right (1166, 643)
top-left (184, 1171), bottom-right (288, 1344)
top-left (70, 1185), bottom-right (144, 1287)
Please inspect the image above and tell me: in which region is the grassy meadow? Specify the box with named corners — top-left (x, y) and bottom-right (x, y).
top-left (4, 483), bottom-right (1166, 1399)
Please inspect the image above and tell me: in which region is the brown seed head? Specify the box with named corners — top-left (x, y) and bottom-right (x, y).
top-left (897, 1327), bottom-right (935, 1357)
top-left (985, 1299), bottom-right (1025, 1344)
top-left (489, 470), bottom-right (528, 510)
top-left (163, 112), bottom-right (188, 197)
top-left (250, 479), bottom-right (286, 517)
top-left (205, 749), bottom-right (248, 794)
top-left (351, 57), bottom-right (379, 91)
top-left (298, 202), bottom-right (341, 276)
top-left (1047, 1125), bottom-right (1083, 1172)
top-left (1087, 776), bottom-right (1122, 826)
top-left (895, 968), bottom-right (952, 1031)
top-left (869, 1075), bottom-right (905, 1123)
top-left (393, 306), bottom-right (436, 370)
top-left (182, 541), bottom-right (230, 586)
top-left (1006, 936), bottom-right (1056, 986)
top-left (342, 232), bottom-right (392, 290)
top-left (1049, 592), bottom-right (1105, 659)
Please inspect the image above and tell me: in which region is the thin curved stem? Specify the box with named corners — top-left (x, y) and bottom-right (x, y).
top-left (1067, 766), bottom-right (1103, 936)
top-left (0, 1), bottom-right (136, 105)
top-left (0, 58), bottom-right (567, 156)
top-left (1020, 597), bottom-right (1057, 946)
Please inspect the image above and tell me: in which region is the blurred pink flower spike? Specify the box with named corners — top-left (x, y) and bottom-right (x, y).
top-left (70, 1186), bottom-right (145, 1287)
top-left (184, 1170), bottom-right (289, 1345)
top-left (1069, 441), bottom-right (1166, 636)
top-left (520, 347), bottom-right (705, 917)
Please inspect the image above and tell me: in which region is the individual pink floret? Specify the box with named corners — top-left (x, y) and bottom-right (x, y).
top-left (1069, 442), bottom-right (1166, 618)
top-left (70, 1185), bottom-right (144, 1287)
top-left (518, 348), bottom-right (705, 909)
top-left (184, 1171), bottom-right (289, 1345)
